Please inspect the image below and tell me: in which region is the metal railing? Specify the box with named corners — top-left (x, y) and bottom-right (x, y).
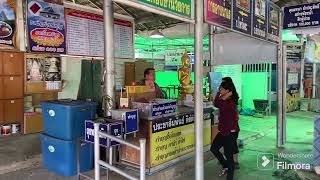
top-left (93, 123), bottom-right (146, 180)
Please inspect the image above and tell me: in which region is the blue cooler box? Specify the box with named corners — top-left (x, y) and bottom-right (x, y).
top-left (40, 134), bottom-right (94, 176)
top-left (41, 100), bottom-right (97, 140)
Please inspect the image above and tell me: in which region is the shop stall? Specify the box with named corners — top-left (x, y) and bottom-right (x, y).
top-left (205, 0), bottom-right (282, 144)
top-left (119, 106), bottom-right (213, 173)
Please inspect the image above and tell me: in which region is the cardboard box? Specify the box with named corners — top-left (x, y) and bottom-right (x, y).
top-left (24, 113), bottom-right (44, 134)
top-left (32, 92), bottom-right (58, 106)
top-left (120, 138), bottom-right (141, 165)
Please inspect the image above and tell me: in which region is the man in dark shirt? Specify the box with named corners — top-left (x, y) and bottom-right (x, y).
top-left (135, 68), bottom-right (164, 99)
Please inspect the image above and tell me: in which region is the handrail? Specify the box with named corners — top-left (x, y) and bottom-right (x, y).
top-left (94, 123), bottom-right (146, 180)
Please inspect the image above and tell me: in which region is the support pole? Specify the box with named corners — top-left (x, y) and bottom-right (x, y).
top-left (195, 0), bottom-right (204, 179)
top-left (313, 63), bottom-right (316, 98)
top-left (94, 123), bottom-right (100, 180)
top-left (277, 11), bottom-right (285, 147)
top-left (268, 63), bottom-right (272, 115)
top-left (209, 26), bottom-right (216, 71)
top-left (140, 139), bottom-right (146, 180)
top-left (103, 0), bottom-right (115, 117)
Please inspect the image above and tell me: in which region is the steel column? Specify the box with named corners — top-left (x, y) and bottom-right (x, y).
top-left (94, 123), bottom-right (100, 180)
top-left (103, 0), bottom-right (115, 117)
top-left (195, 0), bottom-right (204, 179)
top-left (277, 11), bottom-right (285, 147)
top-left (209, 26), bottom-right (216, 71)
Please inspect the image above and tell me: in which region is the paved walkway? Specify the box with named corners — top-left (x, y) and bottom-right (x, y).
top-left (0, 111), bottom-right (319, 180)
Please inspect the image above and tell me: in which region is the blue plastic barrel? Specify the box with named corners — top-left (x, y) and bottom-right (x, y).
top-left (40, 133), bottom-right (94, 176)
top-left (41, 100), bottom-right (97, 140)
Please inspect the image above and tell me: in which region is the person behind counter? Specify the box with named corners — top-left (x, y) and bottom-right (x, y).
top-left (211, 81), bottom-right (240, 180)
top-left (135, 68), bottom-right (164, 99)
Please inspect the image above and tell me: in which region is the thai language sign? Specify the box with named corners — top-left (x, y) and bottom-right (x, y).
top-left (283, 2), bottom-right (320, 29)
top-left (150, 115), bottom-right (211, 166)
top-left (205, 0), bottom-right (232, 28)
top-left (0, 0), bottom-right (16, 49)
top-left (65, 9), bottom-right (134, 58)
top-left (252, 0), bottom-right (267, 39)
top-left (232, 0), bottom-right (252, 35)
top-left (26, 0), bottom-right (66, 53)
top-left (138, 0), bottom-right (192, 18)
top-left (165, 49), bottom-right (185, 66)
top-left (267, 2), bottom-right (280, 43)
top-left (205, 0), bottom-right (280, 43)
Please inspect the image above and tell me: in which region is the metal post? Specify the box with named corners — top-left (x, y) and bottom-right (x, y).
top-left (139, 139), bottom-right (146, 180)
top-left (268, 63), bottom-right (272, 115)
top-left (107, 146), bottom-right (113, 180)
top-left (195, 0), bottom-right (204, 179)
top-left (103, 0), bottom-right (115, 117)
top-left (17, 0), bottom-right (25, 51)
top-left (77, 139), bottom-right (81, 180)
top-left (282, 44), bottom-right (287, 145)
top-left (94, 123), bottom-right (100, 180)
top-left (300, 48), bottom-right (305, 98)
top-left (313, 63), bottom-right (317, 98)
top-left (277, 10), bottom-right (284, 147)
top-left (209, 26), bottom-right (216, 71)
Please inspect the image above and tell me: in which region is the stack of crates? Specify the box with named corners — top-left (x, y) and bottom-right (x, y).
top-left (40, 100), bottom-right (97, 176)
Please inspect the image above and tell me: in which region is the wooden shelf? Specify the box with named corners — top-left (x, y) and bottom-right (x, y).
top-left (24, 113), bottom-right (43, 134)
top-left (25, 82), bottom-right (62, 94)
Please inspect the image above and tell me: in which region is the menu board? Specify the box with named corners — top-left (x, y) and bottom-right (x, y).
top-left (27, 0), bottom-right (66, 54)
top-left (65, 9), bottom-right (134, 58)
top-left (206, 0), bottom-right (232, 29)
top-left (114, 19), bottom-right (134, 59)
top-left (0, 0), bottom-right (17, 49)
top-left (267, 2), bottom-right (280, 43)
top-left (232, 0), bottom-right (252, 35)
top-left (252, 0), bottom-right (267, 39)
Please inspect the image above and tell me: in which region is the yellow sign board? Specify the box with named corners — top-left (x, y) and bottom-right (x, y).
top-left (150, 118), bottom-right (211, 166)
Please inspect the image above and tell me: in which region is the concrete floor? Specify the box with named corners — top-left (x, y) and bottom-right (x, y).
top-left (0, 111), bottom-right (319, 180)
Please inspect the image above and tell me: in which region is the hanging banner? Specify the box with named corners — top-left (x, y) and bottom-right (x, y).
top-left (138, 0), bottom-right (192, 18)
top-left (0, 0), bottom-right (17, 49)
top-left (65, 9), bottom-right (134, 58)
top-left (267, 2), bottom-right (280, 43)
top-left (232, 0), bottom-right (252, 35)
top-left (283, 2), bottom-right (320, 29)
top-left (252, 0), bottom-right (267, 39)
top-left (26, 0), bottom-right (66, 54)
top-left (205, 0), bottom-right (232, 29)
top-left (165, 49), bottom-right (185, 66)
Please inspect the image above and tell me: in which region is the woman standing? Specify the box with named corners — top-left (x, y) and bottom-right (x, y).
top-left (211, 81), bottom-right (240, 180)
top-left (222, 77), bottom-right (240, 169)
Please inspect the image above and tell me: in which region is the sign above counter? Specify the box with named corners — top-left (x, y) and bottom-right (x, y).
top-left (65, 9), bottom-right (134, 59)
top-left (138, 0), bottom-right (193, 18)
top-left (205, 0), bottom-right (280, 43)
top-left (283, 2), bottom-right (320, 29)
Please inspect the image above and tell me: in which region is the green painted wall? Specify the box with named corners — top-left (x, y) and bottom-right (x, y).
top-left (242, 72), bottom-right (268, 109)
